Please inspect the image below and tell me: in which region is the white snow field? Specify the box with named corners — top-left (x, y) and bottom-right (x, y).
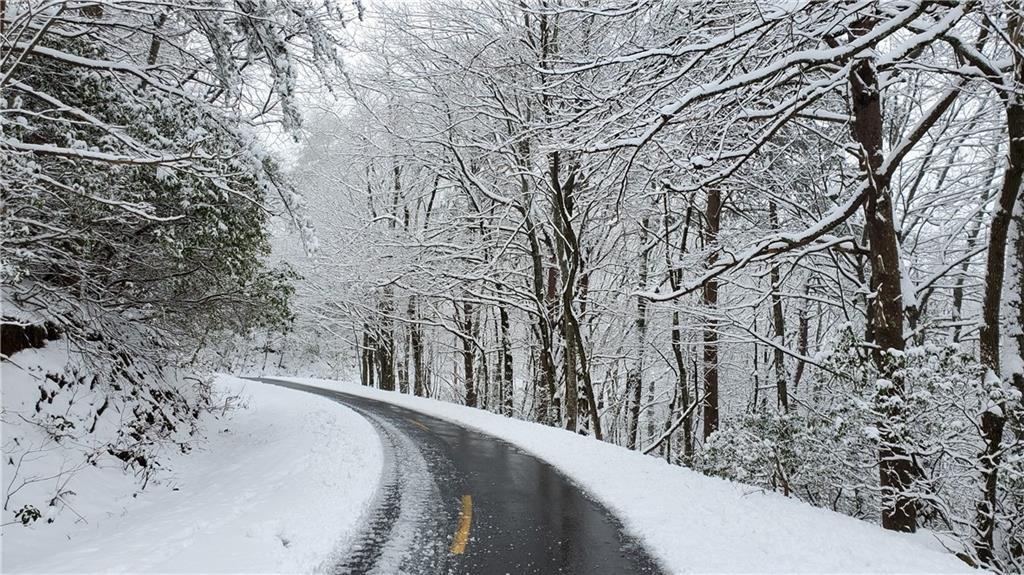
top-left (280, 377), bottom-right (974, 574)
top-left (2, 374), bottom-right (382, 573)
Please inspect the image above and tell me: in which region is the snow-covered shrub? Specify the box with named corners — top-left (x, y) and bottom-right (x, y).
top-left (0, 0), bottom-right (352, 527)
top-left (2, 338), bottom-right (211, 525)
top-left (701, 403), bottom-right (876, 517)
top-left (700, 325), bottom-right (1024, 566)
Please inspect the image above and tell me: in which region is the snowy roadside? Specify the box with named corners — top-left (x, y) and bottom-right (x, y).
top-left (2, 375), bottom-right (382, 573)
top-left (282, 377), bottom-right (973, 574)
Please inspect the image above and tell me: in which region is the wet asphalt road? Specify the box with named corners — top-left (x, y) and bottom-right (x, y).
top-left (251, 378), bottom-right (664, 575)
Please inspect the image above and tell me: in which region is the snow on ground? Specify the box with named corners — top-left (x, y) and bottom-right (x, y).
top-left (3, 375), bottom-right (382, 573)
top-left (283, 377), bottom-right (973, 574)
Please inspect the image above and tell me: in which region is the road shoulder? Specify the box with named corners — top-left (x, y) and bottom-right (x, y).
top-left (3, 375), bottom-right (383, 573)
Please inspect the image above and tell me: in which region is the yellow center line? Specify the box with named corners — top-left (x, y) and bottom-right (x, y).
top-left (450, 494), bottom-right (473, 555)
top-left (407, 418), bottom-right (430, 432)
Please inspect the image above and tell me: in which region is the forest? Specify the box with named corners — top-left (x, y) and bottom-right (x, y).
top-left (2, 0), bottom-right (1023, 572)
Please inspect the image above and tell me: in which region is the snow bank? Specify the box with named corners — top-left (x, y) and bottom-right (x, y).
top-left (3, 375), bottom-right (382, 573)
top-left (284, 377), bottom-right (972, 574)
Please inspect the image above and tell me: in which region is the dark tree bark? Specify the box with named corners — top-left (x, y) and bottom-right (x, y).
top-left (974, 33), bottom-right (1024, 560)
top-left (146, 13), bottom-right (167, 66)
top-left (667, 200), bottom-right (693, 460)
top-left (376, 291), bottom-right (396, 392)
top-left (768, 201), bottom-right (789, 411)
top-left (849, 22), bottom-right (914, 533)
top-left (459, 300), bottom-right (477, 407)
top-left (364, 326), bottom-right (375, 389)
top-left (702, 186), bottom-right (722, 440)
top-left (626, 214), bottom-right (650, 448)
top-left (567, 318), bottom-right (603, 440)
top-left (952, 211), bottom-right (984, 343)
top-left (410, 297), bottom-right (426, 397)
top-left (527, 220), bottom-right (558, 425)
top-left (499, 303), bottom-right (514, 416)
top-left (1014, 205), bottom-right (1024, 397)
top-left (668, 307), bottom-right (692, 461)
top-left (398, 329), bottom-right (410, 395)
top-left (479, 315), bottom-right (490, 410)
top-left (793, 283), bottom-right (811, 392)
top-left (550, 150), bottom-right (579, 432)
top-left (625, 367), bottom-right (642, 449)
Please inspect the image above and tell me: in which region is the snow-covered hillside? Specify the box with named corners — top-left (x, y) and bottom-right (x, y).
top-left (2, 375), bottom-right (381, 573)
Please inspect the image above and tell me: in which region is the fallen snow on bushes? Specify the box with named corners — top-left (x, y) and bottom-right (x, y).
top-left (281, 376), bottom-right (972, 574)
top-left (2, 374), bottom-right (382, 573)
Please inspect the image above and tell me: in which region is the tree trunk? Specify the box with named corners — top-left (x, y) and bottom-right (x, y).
top-left (398, 326), bottom-right (410, 394)
top-left (1013, 200), bottom-right (1024, 396)
top-left (550, 151), bottom-right (579, 432)
top-left (410, 297), bottom-right (426, 397)
top-left (459, 300), bottom-right (477, 407)
top-left (702, 186), bottom-right (722, 440)
top-left (525, 219), bottom-right (557, 425)
top-left (849, 24), bottom-right (915, 533)
top-left (499, 303), bottom-right (514, 416)
top-left (479, 320), bottom-right (490, 410)
top-left (376, 291), bottom-right (396, 392)
top-left (362, 325), bottom-right (374, 388)
top-left (667, 200), bottom-right (693, 460)
top-left (974, 36), bottom-right (1024, 560)
top-left (793, 283), bottom-right (810, 391)
top-left (627, 213), bottom-right (651, 448)
top-left (146, 13), bottom-right (167, 66)
top-left (769, 201), bottom-right (789, 411)
top-left (671, 308), bottom-right (692, 462)
top-left (625, 368), bottom-right (642, 449)
top-left (952, 211), bottom-right (984, 343)
top-left (565, 304), bottom-right (603, 440)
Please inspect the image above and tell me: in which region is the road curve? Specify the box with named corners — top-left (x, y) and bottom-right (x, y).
top-left (250, 378), bottom-right (664, 575)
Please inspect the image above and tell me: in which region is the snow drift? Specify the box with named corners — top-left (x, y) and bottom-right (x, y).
top-left (2, 375), bottom-right (382, 573)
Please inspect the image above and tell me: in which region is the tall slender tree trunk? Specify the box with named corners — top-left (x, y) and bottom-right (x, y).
top-left (377, 291), bottom-right (396, 392)
top-left (146, 13), bottom-right (167, 66)
top-left (398, 328), bottom-right (410, 394)
top-left (361, 325), bottom-right (371, 387)
top-left (550, 150), bottom-right (578, 432)
top-left (667, 200), bottom-right (693, 460)
top-left (459, 300), bottom-right (477, 407)
top-left (702, 186), bottom-right (722, 440)
top-left (643, 223), bottom-right (656, 442)
top-left (627, 215), bottom-right (650, 448)
top-left (526, 221), bottom-right (557, 425)
top-left (479, 315), bottom-right (490, 410)
top-left (769, 200), bottom-right (789, 411)
top-left (1013, 201), bottom-right (1024, 396)
top-left (671, 308), bottom-right (692, 461)
top-left (363, 325), bottom-right (376, 388)
top-left (974, 23), bottom-right (1024, 558)
top-left (793, 283), bottom-right (811, 391)
top-left (410, 297), bottom-right (426, 397)
top-left (952, 211), bottom-right (984, 343)
top-left (499, 304), bottom-right (514, 416)
top-left (625, 369), bottom-right (642, 449)
top-left (849, 21), bottom-right (914, 533)
top-left (565, 304), bottom-right (603, 439)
